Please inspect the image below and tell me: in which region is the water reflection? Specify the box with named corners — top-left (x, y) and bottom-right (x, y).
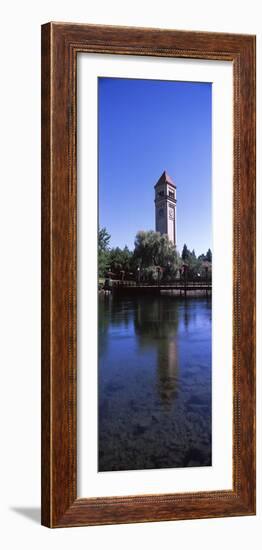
top-left (133, 298), bottom-right (179, 405)
top-left (98, 294), bottom-right (212, 471)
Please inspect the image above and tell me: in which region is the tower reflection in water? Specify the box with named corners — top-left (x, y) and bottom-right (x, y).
top-left (133, 297), bottom-right (179, 406)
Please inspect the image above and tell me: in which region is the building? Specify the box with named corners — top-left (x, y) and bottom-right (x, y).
top-left (154, 171), bottom-right (177, 246)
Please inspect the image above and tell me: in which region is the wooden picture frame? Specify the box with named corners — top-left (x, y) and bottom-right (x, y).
top-left (41, 22), bottom-right (256, 527)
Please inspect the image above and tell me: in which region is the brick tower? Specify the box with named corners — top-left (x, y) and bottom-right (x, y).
top-left (154, 171), bottom-right (177, 246)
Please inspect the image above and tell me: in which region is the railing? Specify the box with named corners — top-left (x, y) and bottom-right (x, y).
top-left (111, 278), bottom-right (211, 288)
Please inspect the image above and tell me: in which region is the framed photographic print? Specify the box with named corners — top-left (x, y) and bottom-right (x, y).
top-left (41, 22), bottom-right (256, 527)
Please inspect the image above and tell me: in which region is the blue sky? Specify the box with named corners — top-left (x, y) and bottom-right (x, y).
top-left (98, 77), bottom-right (212, 256)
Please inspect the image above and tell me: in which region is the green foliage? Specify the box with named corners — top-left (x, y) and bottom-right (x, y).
top-left (97, 226), bottom-right (212, 282)
top-left (108, 246), bottom-right (133, 277)
top-left (134, 230), bottom-right (179, 272)
top-left (98, 227), bottom-right (110, 277)
top-left (198, 253), bottom-right (206, 262)
top-left (181, 243), bottom-right (212, 278)
top-left (98, 227), bottom-right (110, 251)
top-left (141, 266), bottom-right (160, 283)
top-left (206, 248), bottom-right (212, 262)
top-left (182, 243), bottom-right (190, 261)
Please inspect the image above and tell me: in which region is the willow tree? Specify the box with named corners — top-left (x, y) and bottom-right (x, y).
top-left (133, 230), bottom-right (179, 279)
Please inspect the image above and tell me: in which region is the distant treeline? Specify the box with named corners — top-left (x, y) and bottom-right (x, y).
top-left (99, 227), bottom-right (212, 282)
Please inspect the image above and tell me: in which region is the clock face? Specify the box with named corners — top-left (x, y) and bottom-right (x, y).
top-left (158, 208), bottom-right (164, 218)
top-left (169, 206), bottom-right (174, 220)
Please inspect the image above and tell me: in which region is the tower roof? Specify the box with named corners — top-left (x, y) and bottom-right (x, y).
top-left (154, 170), bottom-right (176, 188)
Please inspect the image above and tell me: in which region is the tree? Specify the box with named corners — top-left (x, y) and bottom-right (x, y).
top-left (98, 227), bottom-right (110, 277)
top-left (133, 230), bottom-right (179, 281)
top-left (98, 227), bottom-right (110, 251)
top-left (181, 244), bottom-right (202, 277)
top-left (198, 253), bottom-right (206, 262)
top-left (206, 248), bottom-right (212, 262)
top-left (187, 253), bottom-right (201, 277)
top-left (182, 243), bottom-right (190, 261)
top-left (109, 246), bottom-right (133, 277)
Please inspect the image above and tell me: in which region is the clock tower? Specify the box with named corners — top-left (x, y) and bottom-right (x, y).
top-left (154, 171), bottom-right (177, 246)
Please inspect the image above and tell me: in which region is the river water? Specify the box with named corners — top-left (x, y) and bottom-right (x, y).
top-left (98, 294), bottom-right (212, 471)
